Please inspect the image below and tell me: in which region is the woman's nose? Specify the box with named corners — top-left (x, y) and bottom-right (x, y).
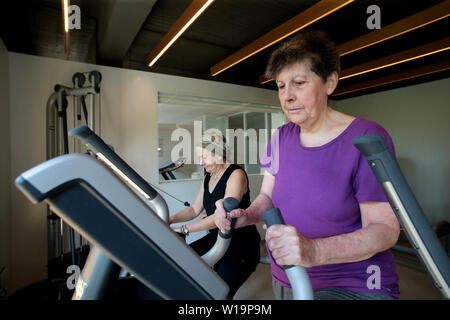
top-left (281, 85), bottom-right (295, 102)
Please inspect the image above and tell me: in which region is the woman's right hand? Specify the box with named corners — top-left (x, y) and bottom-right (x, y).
top-left (214, 199), bottom-right (247, 231)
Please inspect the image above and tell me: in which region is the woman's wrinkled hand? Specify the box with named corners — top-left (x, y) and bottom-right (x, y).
top-left (214, 199), bottom-right (247, 232)
top-left (264, 224), bottom-right (319, 268)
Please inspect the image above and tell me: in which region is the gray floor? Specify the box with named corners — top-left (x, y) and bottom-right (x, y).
top-left (233, 246), bottom-right (443, 300)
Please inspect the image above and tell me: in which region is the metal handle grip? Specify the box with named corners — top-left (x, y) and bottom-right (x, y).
top-left (202, 197), bottom-right (240, 267)
top-left (262, 207), bottom-right (314, 300)
top-left (219, 197), bottom-right (239, 238)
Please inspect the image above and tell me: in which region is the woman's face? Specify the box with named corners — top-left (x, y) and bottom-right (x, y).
top-left (276, 60), bottom-right (337, 126)
top-left (196, 147), bottom-right (222, 173)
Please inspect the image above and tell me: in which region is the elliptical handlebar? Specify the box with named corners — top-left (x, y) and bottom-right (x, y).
top-left (70, 125), bottom-right (158, 200)
top-left (263, 208), bottom-right (314, 300)
top-left (353, 134), bottom-right (450, 299)
top-left (69, 125), bottom-right (169, 223)
top-left (219, 197), bottom-right (239, 238)
top-left (201, 197), bottom-right (239, 267)
top-left (159, 157), bottom-right (185, 174)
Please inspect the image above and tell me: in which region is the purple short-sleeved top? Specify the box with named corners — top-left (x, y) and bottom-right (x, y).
top-left (260, 117), bottom-right (400, 298)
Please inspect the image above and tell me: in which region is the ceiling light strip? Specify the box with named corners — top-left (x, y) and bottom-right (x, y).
top-left (333, 59), bottom-right (450, 97)
top-left (61, 0), bottom-right (70, 54)
top-left (147, 0), bottom-right (214, 67)
top-left (210, 0), bottom-right (355, 77)
top-left (63, 0), bottom-right (69, 32)
top-left (259, 75), bottom-right (272, 85)
top-left (339, 37), bottom-right (450, 80)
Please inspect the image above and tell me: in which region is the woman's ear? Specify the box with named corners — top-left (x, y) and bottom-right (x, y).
top-left (326, 71), bottom-right (339, 95)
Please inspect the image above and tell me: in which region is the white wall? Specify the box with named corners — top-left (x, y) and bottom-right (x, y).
top-left (333, 78), bottom-right (450, 225)
top-left (0, 37), bottom-right (11, 293)
top-left (7, 52), bottom-right (279, 293)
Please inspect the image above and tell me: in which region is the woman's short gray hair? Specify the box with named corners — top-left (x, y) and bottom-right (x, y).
top-left (199, 132), bottom-right (228, 162)
top-left (265, 30), bottom-right (340, 83)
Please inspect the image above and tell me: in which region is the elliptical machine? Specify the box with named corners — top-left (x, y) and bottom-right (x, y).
top-left (14, 125), bottom-right (254, 299)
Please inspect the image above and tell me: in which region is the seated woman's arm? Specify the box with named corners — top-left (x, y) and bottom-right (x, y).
top-left (266, 201), bottom-right (400, 267)
top-left (169, 180), bottom-right (205, 225)
top-left (179, 214), bottom-right (217, 233)
top-left (215, 171), bottom-right (275, 230)
top-left (202, 169), bottom-right (249, 232)
top-left (171, 169), bottom-right (249, 234)
top-left (223, 169), bottom-right (247, 202)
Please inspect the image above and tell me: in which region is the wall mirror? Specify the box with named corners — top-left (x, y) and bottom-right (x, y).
top-left (158, 92), bottom-right (285, 182)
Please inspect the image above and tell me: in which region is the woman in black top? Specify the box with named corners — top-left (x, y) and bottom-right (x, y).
top-left (170, 134), bottom-right (261, 299)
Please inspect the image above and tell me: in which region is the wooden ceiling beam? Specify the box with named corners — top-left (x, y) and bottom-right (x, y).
top-left (339, 37), bottom-right (450, 80)
top-left (259, 0), bottom-right (450, 84)
top-left (332, 59), bottom-right (450, 97)
top-left (210, 0), bottom-right (355, 77)
top-left (147, 0), bottom-right (214, 67)
top-left (338, 0), bottom-right (450, 56)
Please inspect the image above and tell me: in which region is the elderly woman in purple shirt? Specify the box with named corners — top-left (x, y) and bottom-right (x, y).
top-left (215, 30), bottom-right (400, 300)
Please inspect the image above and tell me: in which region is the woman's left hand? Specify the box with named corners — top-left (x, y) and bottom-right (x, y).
top-left (265, 224), bottom-right (318, 268)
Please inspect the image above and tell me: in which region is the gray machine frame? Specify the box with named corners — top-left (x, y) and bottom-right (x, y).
top-left (15, 154), bottom-right (229, 299)
top-left (16, 124), bottom-right (243, 299)
top-left (46, 71), bottom-right (102, 264)
top-left (353, 134), bottom-right (450, 299)
top-left (68, 125), bottom-right (237, 268)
